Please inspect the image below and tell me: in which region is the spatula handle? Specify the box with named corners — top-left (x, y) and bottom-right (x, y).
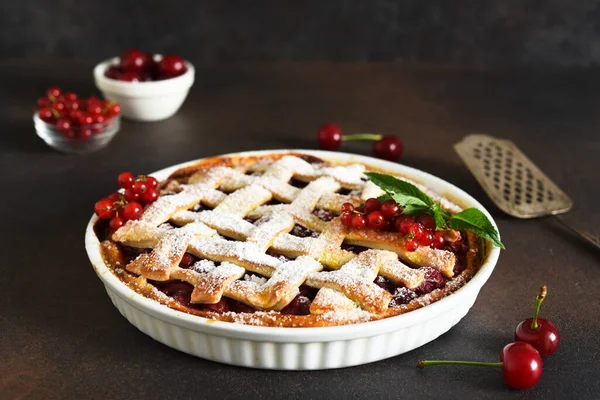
top-left (555, 216), bottom-right (600, 251)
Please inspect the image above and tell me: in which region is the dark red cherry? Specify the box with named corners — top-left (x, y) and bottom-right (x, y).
top-left (317, 123), bottom-right (342, 150)
top-left (514, 285), bottom-right (560, 356)
top-left (373, 136), bottom-right (403, 161)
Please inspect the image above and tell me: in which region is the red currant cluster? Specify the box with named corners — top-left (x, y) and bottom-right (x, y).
top-left (93, 172), bottom-right (159, 230)
top-left (37, 87), bottom-right (121, 138)
top-left (318, 123), bottom-right (403, 161)
top-left (419, 286), bottom-right (560, 390)
top-left (105, 49), bottom-right (187, 82)
top-left (340, 198), bottom-right (444, 252)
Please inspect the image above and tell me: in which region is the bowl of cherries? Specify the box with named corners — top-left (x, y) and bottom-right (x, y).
top-left (94, 49), bottom-right (194, 122)
top-left (34, 87), bottom-right (121, 153)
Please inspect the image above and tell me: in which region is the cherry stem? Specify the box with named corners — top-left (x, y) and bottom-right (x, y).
top-left (417, 360), bottom-right (503, 369)
top-left (531, 285), bottom-right (547, 330)
top-left (342, 133), bottom-right (383, 142)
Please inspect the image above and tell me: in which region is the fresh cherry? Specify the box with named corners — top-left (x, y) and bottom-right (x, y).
top-left (120, 49), bottom-right (152, 72)
top-left (373, 136), bottom-right (403, 161)
top-left (317, 123), bottom-right (342, 150)
top-left (418, 342), bottom-right (542, 390)
top-left (157, 54), bottom-right (187, 79)
top-left (119, 71), bottom-right (143, 82)
top-left (514, 285), bottom-right (560, 357)
top-left (105, 65), bottom-right (122, 79)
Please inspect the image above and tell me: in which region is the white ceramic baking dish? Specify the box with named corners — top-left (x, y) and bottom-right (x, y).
top-left (85, 149), bottom-right (500, 370)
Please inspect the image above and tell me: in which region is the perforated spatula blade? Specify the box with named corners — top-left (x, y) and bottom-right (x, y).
top-left (454, 134), bottom-right (599, 250)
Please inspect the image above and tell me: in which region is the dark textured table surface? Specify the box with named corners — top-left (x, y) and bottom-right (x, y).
top-left (1, 61), bottom-right (599, 399)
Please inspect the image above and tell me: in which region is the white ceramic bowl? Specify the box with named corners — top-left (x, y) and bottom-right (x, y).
top-left (85, 150), bottom-right (500, 370)
top-left (93, 55), bottom-right (195, 122)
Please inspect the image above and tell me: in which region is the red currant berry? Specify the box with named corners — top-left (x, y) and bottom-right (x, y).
top-left (60, 129), bottom-right (75, 138)
top-left (79, 128), bottom-right (93, 138)
top-left (367, 211), bottom-right (385, 230)
top-left (145, 176), bottom-right (159, 189)
top-left (124, 187), bottom-right (140, 202)
top-left (341, 202), bottom-right (354, 213)
top-left (364, 198), bottom-right (381, 214)
top-left (105, 103), bottom-right (121, 117)
top-left (65, 100), bottom-right (80, 111)
top-left (118, 172), bottom-right (135, 189)
top-left (39, 108), bottom-right (55, 122)
top-left (121, 201), bottom-right (143, 220)
top-left (52, 101), bottom-right (66, 112)
top-left (69, 110), bottom-right (83, 122)
top-left (393, 214), bottom-right (411, 233)
top-left (64, 92), bottom-right (77, 101)
top-left (417, 231), bottom-right (434, 246)
top-left (141, 188), bottom-right (159, 204)
top-left (408, 223), bottom-right (425, 240)
top-left (416, 215), bottom-right (436, 231)
top-left (87, 103), bottom-right (103, 115)
top-left (120, 49), bottom-right (152, 72)
top-left (47, 87), bottom-right (61, 99)
top-left (107, 192), bottom-right (122, 201)
top-left (355, 205), bottom-right (365, 214)
top-left (87, 96), bottom-right (102, 106)
top-left (317, 123), bottom-right (342, 150)
top-left (37, 97), bottom-right (52, 108)
top-left (380, 199), bottom-right (400, 218)
top-left (157, 54), bottom-right (187, 79)
top-left (380, 219), bottom-right (392, 231)
top-left (431, 231), bottom-right (445, 249)
top-left (133, 180), bottom-right (148, 195)
top-left (351, 214), bottom-right (367, 229)
top-left (340, 211), bottom-right (354, 227)
top-left (92, 114), bottom-right (105, 125)
top-left (56, 118), bottom-right (71, 132)
top-left (514, 285), bottom-right (560, 356)
top-left (94, 198), bottom-right (115, 219)
top-left (405, 238), bottom-right (419, 252)
top-left (373, 136), bottom-right (403, 161)
top-left (399, 219), bottom-right (415, 236)
top-left (109, 216), bottom-right (125, 230)
top-left (79, 114), bottom-right (94, 126)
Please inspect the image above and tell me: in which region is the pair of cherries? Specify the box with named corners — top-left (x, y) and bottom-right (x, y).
top-left (317, 124), bottom-right (403, 161)
top-left (419, 286), bottom-right (560, 390)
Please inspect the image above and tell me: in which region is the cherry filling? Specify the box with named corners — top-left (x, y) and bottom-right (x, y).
top-left (341, 241), bottom-right (369, 254)
top-left (290, 224), bottom-right (320, 238)
top-left (289, 178), bottom-right (308, 188)
top-left (312, 208), bottom-right (335, 221)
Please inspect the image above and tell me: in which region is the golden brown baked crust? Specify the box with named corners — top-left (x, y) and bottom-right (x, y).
top-left (97, 152), bottom-right (485, 327)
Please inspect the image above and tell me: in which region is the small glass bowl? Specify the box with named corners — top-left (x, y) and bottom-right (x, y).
top-left (34, 112), bottom-right (121, 153)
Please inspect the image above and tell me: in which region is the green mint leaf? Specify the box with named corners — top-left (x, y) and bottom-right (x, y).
top-left (377, 193), bottom-right (392, 202)
top-left (365, 172), bottom-right (434, 208)
top-left (402, 204), bottom-right (430, 215)
top-left (449, 209), bottom-right (504, 249)
top-left (431, 202), bottom-right (447, 229)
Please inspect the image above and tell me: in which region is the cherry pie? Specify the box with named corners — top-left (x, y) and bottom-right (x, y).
top-left (96, 153), bottom-right (484, 327)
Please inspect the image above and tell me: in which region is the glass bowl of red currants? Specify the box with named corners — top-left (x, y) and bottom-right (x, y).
top-left (34, 88), bottom-right (122, 153)
top-left (94, 49), bottom-right (194, 122)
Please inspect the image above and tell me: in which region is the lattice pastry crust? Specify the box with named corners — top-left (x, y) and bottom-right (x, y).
top-left (98, 153), bottom-right (484, 327)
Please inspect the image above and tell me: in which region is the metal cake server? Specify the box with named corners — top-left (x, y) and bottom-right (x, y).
top-left (454, 134), bottom-right (600, 250)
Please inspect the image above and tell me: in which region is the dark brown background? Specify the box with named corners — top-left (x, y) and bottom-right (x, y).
top-left (1, 60), bottom-right (599, 399)
top-left (2, 0), bottom-right (600, 66)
